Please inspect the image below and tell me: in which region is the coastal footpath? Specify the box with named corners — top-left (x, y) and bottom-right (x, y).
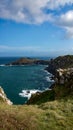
top-left (0, 55), bottom-right (73, 130)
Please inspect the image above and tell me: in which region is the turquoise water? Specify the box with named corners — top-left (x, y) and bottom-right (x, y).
top-left (0, 58), bottom-right (53, 104)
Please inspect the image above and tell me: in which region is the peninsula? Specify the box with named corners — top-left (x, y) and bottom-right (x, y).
top-left (5, 57), bottom-right (49, 66)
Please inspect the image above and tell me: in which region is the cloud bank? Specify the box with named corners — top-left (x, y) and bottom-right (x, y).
top-left (0, 0), bottom-right (73, 24)
top-left (0, 0), bottom-right (73, 37)
top-left (55, 10), bottom-right (73, 38)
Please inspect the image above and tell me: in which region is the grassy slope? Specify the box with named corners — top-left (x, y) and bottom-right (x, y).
top-left (0, 98), bottom-right (73, 130)
top-left (0, 87), bottom-right (73, 130)
top-left (0, 76), bottom-right (73, 130)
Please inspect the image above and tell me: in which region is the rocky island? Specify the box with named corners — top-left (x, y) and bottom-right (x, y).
top-left (0, 55), bottom-right (73, 130)
top-left (5, 57), bottom-right (49, 66)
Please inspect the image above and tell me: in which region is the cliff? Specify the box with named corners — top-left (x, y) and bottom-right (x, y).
top-left (27, 68), bottom-right (73, 104)
top-left (46, 55), bottom-right (73, 74)
top-left (0, 86), bottom-right (12, 105)
top-left (53, 68), bottom-right (73, 99)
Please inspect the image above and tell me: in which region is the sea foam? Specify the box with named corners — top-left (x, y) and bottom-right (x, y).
top-left (19, 89), bottom-right (41, 99)
top-left (46, 76), bottom-right (54, 82)
top-left (0, 64), bottom-right (5, 67)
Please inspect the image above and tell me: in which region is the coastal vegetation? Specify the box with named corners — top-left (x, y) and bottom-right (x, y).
top-left (0, 55), bottom-right (73, 130)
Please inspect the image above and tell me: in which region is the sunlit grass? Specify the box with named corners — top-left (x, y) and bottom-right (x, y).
top-left (0, 96), bottom-right (73, 130)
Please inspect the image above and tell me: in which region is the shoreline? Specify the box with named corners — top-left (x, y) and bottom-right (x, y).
top-left (0, 60), bottom-right (54, 105)
top-left (19, 67), bottom-right (54, 103)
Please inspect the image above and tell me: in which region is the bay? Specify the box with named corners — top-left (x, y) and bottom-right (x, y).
top-left (0, 57), bottom-right (53, 104)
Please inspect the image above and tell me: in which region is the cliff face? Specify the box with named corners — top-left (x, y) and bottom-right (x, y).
top-left (27, 67), bottom-right (73, 104)
top-left (46, 55), bottom-right (73, 74)
top-left (53, 68), bottom-right (73, 99)
top-left (55, 68), bottom-right (73, 85)
top-left (0, 86), bottom-right (12, 105)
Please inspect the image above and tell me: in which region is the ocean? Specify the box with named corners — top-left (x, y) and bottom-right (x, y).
top-left (0, 57), bottom-right (54, 104)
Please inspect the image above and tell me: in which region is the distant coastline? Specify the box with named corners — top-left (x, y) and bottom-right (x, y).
top-left (0, 56), bottom-right (52, 65)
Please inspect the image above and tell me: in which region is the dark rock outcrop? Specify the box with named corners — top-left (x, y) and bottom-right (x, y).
top-left (27, 90), bottom-right (55, 105)
top-left (27, 67), bottom-right (73, 104)
top-left (6, 57), bottom-right (49, 66)
top-left (46, 55), bottom-right (73, 75)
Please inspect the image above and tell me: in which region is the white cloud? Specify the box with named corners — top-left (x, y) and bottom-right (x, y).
top-left (47, 0), bottom-right (73, 10)
top-left (0, 0), bottom-right (73, 38)
top-left (0, 0), bottom-right (52, 24)
top-left (55, 10), bottom-right (73, 38)
top-left (0, 0), bottom-right (73, 24)
top-left (56, 11), bottom-right (73, 27)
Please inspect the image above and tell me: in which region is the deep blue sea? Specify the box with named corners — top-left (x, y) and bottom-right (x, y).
top-left (0, 57), bottom-right (54, 104)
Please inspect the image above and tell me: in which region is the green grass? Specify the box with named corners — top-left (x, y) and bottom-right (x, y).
top-left (0, 98), bottom-right (73, 130)
top-left (27, 90), bottom-right (55, 105)
top-left (0, 78), bottom-right (73, 130)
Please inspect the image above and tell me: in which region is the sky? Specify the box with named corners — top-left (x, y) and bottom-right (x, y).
top-left (0, 0), bottom-right (73, 57)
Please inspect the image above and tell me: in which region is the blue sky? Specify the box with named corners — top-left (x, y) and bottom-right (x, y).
top-left (0, 0), bottom-right (73, 57)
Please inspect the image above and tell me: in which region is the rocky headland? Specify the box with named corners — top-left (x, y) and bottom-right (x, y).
top-left (27, 67), bottom-right (73, 104)
top-left (27, 55), bottom-right (73, 104)
top-left (46, 55), bottom-right (73, 75)
top-left (5, 57), bottom-right (49, 66)
top-left (0, 55), bottom-right (73, 130)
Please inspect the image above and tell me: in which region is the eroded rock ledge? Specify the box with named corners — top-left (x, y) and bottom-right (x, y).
top-left (27, 67), bottom-right (73, 104)
top-left (55, 68), bottom-right (73, 85)
top-left (0, 86), bottom-right (12, 105)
